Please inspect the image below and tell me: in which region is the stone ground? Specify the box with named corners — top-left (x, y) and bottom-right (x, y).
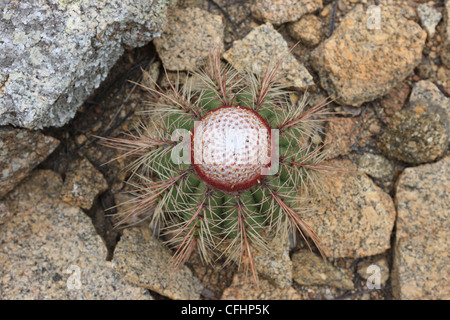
top-left (1, 0), bottom-right (449, 300)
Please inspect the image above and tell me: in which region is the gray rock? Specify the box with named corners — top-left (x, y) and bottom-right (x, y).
top-left (415, 58), bottom-right (437, 80)
top-left (292, 250), bottom-right (354, 290)
top-left (0, 170), bottom-right (152, 299)
top-left (410, 80), bottom-right (448, 106)
top-left (112, 227), bottom-right (204, 300)
top-left (393, 156), bottom-right (450, 299)
top-left (0, 126), bottom-right (59, 198)
top-left (417, 3), bottom-right (442, 38)
top-left (409, 80), bottom-right (450, 125)
top-left (409, 80), bottom-right (450, 145)
top-left (0, 0), bottom-right (171, 129)
top-left (378, 108), bottom-right (448, 165)
top-left (379, 79), bottom-right (449, 165)
top-left (354, 153), bottom-right (396, 181)
top-left (352, 152), bottom-right (397, 192)
top-left (223, 23), bottom-right (314, 91)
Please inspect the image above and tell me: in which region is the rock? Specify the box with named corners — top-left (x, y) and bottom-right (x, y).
top-left (0, 170), bottom-right (151, 299)
top-left (160, 71), bottom-right (190, 88)
top-left (0, 201), bottom-right (11, 224)
top-left (112, 192), bottom-right (147, 227)
top-left (409, 80), bottom-right (449, 141)
top-left (253, 231), bottom-right (292, 288)
top-left (437, 66), bottom-right (450, 93)
top-left (324, 106), bottom-right (382, 155)
top-left (287, 14), bottom-right (324, 47)
top-left (154, 7), bottom-right (224, 72)
top-left (311, 5), bottom-right (426, 107)
top-left (410, 80), bottom-right (448, 105)
top-left (292, 250), bottom-right (354, 290)
top-left (357, 255), bottom-right (390, 287)
top-left (223, 23), bottom-right (314, 91)
top-left (354, 153), bottom-right (396, 181)
top-left (251, 0), bottom-right (323, 25)
top-left (415, 58), bottom-right (436, 80)
top-left (299, 159), bottom-right (396, 258)
top-left (0, 127), bottom-right (59, 198)
top-left (218, 228), bottom-right (292, 289)
top-left (392, 157), bottom-right (450, 299)
top-left (112, 227), bottom-right (204, 300)
top-left (417, 3), bottom-right (442, 38)
top-left (188, 251), bottom-right (236, 300)
top-left (323, 117), bottom-right (358, 159)
top-left (440, 0), bottom-right (450, 68)
top-left (221, 272), bottom-right (302, 300)
top-left (0, 0), bottom-right (171, 129)
top-left (378, 108), bottom-right (448, 165)
top-left (60, 157), bottom-right (108, 210)
top-left (380, 82), bottom-right (411, 121)
top-left (141, 61), bottom-right (161, 91)
top-left (409, 80), bottom-right (450, 121)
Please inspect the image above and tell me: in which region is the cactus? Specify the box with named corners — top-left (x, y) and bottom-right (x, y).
top-left (102, 49), bottom-right (332, 282)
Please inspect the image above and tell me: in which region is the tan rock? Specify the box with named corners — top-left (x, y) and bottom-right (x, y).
top-left (357, 255), bottom-right (390, 287)
top-left (311, 5), bottom-right (426, 106)
top-left (299, 159), bottom-right (396, 258)
top-left (380, 82), bottom-right (411, 121)
top-left (0, 127), bottom-right (59, 198)
top-left (441, 0), bottom-right (450, 68)
top-left (0, 170), bottom-right (151, 299)
top-left (287, 14), bottom-right (324, 47)
top-left (392, 157), bottom-right (450, 299)
top-left (253, 231), bottom-right (292, 288)
top-left (112, 227), bottom-right (204, 300)
top-left (292, 250), bottom-right (354, 290)
top-left (154, 7), bottom-right (224, 71)
top-left (60, 157), bottom-right (108, 210)
top-left (0, 201), bottom-right (10, 224)
top-left (188, 251), bottom-right (236, 300)
top-left (323, 117), bottom-right (358, 159)
top-left (141, 60), bottom-right (161, 90)
top-left (251, 0), bottom-right (323, 25)
top-left (221, 272), bottom-right (301, 300)
top-left (223, 23), bottom-right (314, 91)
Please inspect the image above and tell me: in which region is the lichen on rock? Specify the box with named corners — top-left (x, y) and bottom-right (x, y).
top-left (0, 0), bottom-right (172, 129)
